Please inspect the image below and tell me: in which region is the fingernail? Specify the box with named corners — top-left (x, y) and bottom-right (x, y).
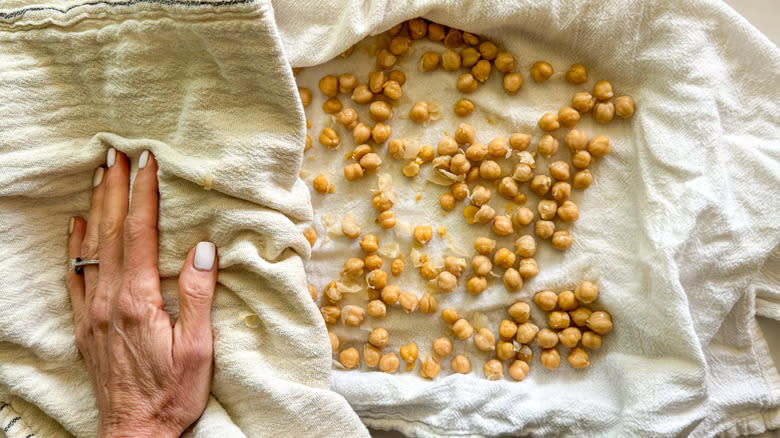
top-left (107, 148), bottom-right (116, 168)
top-left (139, 150), bottom-right (150, 169)
top-left (194, 242), bottom-right (216, 271)
top-left (93, 167), bottom-right (104, 187)
top-left (68, 217), bottom-right (75, 234)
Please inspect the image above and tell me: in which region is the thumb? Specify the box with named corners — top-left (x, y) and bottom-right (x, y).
top-left (175, 241), bottom-right (218, 348)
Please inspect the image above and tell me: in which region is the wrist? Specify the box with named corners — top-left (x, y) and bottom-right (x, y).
top-left (99, 420), bottom-right (182, 438)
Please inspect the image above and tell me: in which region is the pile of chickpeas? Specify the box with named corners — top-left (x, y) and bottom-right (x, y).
top-left (296, 17), bottom-right (632, 381)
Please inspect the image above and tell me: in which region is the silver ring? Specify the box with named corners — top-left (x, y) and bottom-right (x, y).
top-left (69, 257), bottom-right (99, 274)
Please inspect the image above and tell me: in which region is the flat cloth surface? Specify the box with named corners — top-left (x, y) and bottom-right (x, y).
top-left (279, 0), bottom-right (780, 437)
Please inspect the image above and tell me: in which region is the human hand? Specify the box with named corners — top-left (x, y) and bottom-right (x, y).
top-left (66, 149), bottom-right (217, 437)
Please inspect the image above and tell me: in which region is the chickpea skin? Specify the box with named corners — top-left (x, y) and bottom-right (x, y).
top-left (568, 347), bottom-right (590, 369)
top-left (453, 318), bottom-right (474, 340)
top-left (454, 99), bottom-right (475, 117)
top-left (565, 63), bottom-right (588, 85)
top-left (515, 322), bottom-right (539, 344)
top-left (530, 61), bottom-right (553, 83)
top-left (508, 302), bottom-right (531, 323)
top-left (536, 328), bottom-right (559, 349)
top-left (413, 225), bottom-right (433, 245)
top-left (441, 308), bottom-right (459, 324)
top-left (432, 337), bottom-right (453, 357)
top-left (339, 347), bottom-right (360, 369)
top-left (483, 359), bottom-right (504, 380)
top-left (615, 95), bottom-right (636, 119)
top-left (581, 331), bottom-right (602, 349)
top-left (509, 360), bottom-right (530, 381)
top-left (503, 268), bottom-right (523, 292)
top-left (399, 292), bottom-right (419, 313)
top-left (379, 352), bottom-right (400, 373)
top-left (558, 327), bottom-right (582, 349)
top-left (456, 73), bottom-right (479, 93)
top-left (451, 354), bottom-right (472, 374)
top-left (540, 348), bottom-right (561, 370)
top-left (537, 134), bottom-right (559, 158)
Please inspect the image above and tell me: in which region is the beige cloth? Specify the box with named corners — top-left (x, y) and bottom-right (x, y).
top-left (0, 0), bottom-right (367, 436)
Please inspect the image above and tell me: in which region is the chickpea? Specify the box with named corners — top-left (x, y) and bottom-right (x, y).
top-left (508, 302), bottom-right (531, 323)
top-left (593, 101), bottom-right (615, 124)
top-left (386, 35), bottom-right (410, 56)
top-left (399, 292), bottom-right (419, 313)
top-left (473, 237), bottom-right (496, 255)
top-left (572, 91), bottom-right (596, 113)
top-left (518, 258), bottom-right (539, 278)
top-left (372, 192), bottom-right (394, 211)
top-left (536, 328), bottom-right (559, 349)
top-left (451, 354), bottom-right (472, 374)
top-left (587, 311), bottom-right (613, 335)
top-left (497, 177), bottom-right (519, 200)
top-left (530, 174), bottom-right (552, 196)
top-left (462, 31), bottom-right (479, 46)
top-left (444, 29), bottom-right (463, 48)
top-left (367, 269), bottom-right (388, 290)
top-left (365, 254), bottom-right (383, 271)
top-left (381, 285), bottom-right (401, 305)
top-left (382, 81), bottom-right (402, 101)
top-left (534, 220), bottom-right (555, 239)
top-left (474, 328), bottom-right (496, 351)
top-left (419, 293), bottom-right (438, 314)
top-left (439, 258), bottom-right (464, 279)
top-left (558, 106), bottom-right (581, 128)
top-left (587, 135), bottom-right (610, 158)
top-left (498, 319), bottom-right (518, 341)
top-left (501, 73), bottom-right (523, 95)
top-left (368, 101), bottom-right (392, 123)
top-left (456, 73), bottom-right (479, 93)
top-left (342, 257), bottom-right (365, 279)
top-left (534, 290), bottom-right (558, 311)
top-left (356, 236), bottom-right (378, 255)
top-left (515, 322), bottom-right (539, 344)
top-left (468, 186), bottom-right (489, 207)
top-left (471, 59), bottom-right (492, 83)
top-left (303, 228), bottom-right (317, 247)
top-left (427, 22), bottom-right (446, 41)
top-left (454, 99), bottom-right (475, 117)
top-left (376, 48), bottom-right (398, 70)
top-left (565, 63), bottom-right (588, 85)
top-left (353, 123), bottom-right (371, 144)
top-left (479, 160), bottom-right (502, 180)
top-left (551, 291), bottom-right (576, 312)
top-left (312, 174), bottom-right (329, 194)
top-left (418, 144), bottom-right (435, 162)
top-left (507, 134), bottom-right (530, 153)
top-left (324, 281), bottom-right (343, 304)
top-left (540, 348), bottom-right (561, 370)
top-left (508, 359), bottom-right (530, 381)
top-left (581, 331), bottom-right (602, 349)
top-left (362, 344), bottom-right (381, 368)
top-left (337, 73), bottom-right (358, 94)
top-left (496, 340), bottom-right (516, 361)
top-left (474, 205), bottom-right (496, 224)
top-left (451, 182), bottom-right (469, 201)
top-left (537, 135), bottom-right (559, 158)
top-left (328, 331), bottom-right (340, 354)
top-left (433, 337), bottom-right (453, 357)
top-left (512, 207), bottom-right (535, 228)
top-left (465, 142), bottom-right (488, 162)
top-left (420, 51), bottom-right (441, 72)
top-left (551, 182), bottom-right (571, 203)
top-left (436, 271), bottom-right (458, 293)
top-left (432, 155), bottom-right (451, 170)
top-left (567, 346), bottom-right (591, 370)
top-left (569, 307), bottom-right (592, 327)
top-left (548, 311), bottom-right (571, 330)
top-left (341, 216), bottom-right (361, 240)
top-left (366, 300), bottom-right (387, 319)
top-left (483, 359), bottom-right (504, 380)
top-left (461, 47), bottom-right (481, 68)
top-left (572, 169), bottom-right (593, 189)
top-left (453, 319), bottom-right (474, 340)
top-left (378, 352), bottom-right (399, 373)
top-left (402, 161), bottom-right (420, 177)
top-left (339, 347), bottom-right (360, 369)
top-left (593, 80), bottom-right (613, 101)
top-left (439, 193), bottom-right (456, 211)
top-left (615, 95), bottom-right (636, 119)
top-left (503, 268), bottom-right (523, 292)
top-left (515, 235), bottom-right (537, 258)
top-left (471, 255), bottom-right (492, 276)
top-left (494, 52), bottom-right (514, 73)
top-left (405, 17), bottom-right (426, 39)
top-left (537, 199), bottom-right (558, 220)
top-left (454, 123), bottom-right (476, 145)
top-left (478, 41), bottom-right (498, 60)
top-left (572, 150), bottom-right (593, 170)
top-left (441, 308), bottom-right (459, 325)
top-left (492, 215), bottom-right (514, 236)
top-left (365, 328), bottom-right (390, 349)
top-left (351, 144), bottom-right (372, 162)
top-left (557, 200), bottom-right (579, 222)
top-left (437, 49), bottom-right (461, 72)
top-left (574, 281), bottom-right (599, 304)
top-left (390, 258), bottom-right (404, 277)
top-left (564, 129), bottom-right (588, 152)
top-left (412, 225), bottom-right (433, 246)
top-left (465, 276), bottom-right (486, 295)
top-left (321, 306), bottom-right (341, 324)
top-left (530, 61), bottom-right (553, 83)
top-left (319, 75), bottom-right (338, 97)
top-left (377, 210), bottom-right (396, 229)
top-left (419, 261), bottom-right (439, 280)
top-left (407, 101), bottom-right (430, 123)
top-left (323, 96), bottom-right (343, 115)
top-left (319, 128), bottom-right (340, 149)
top-left (538, 112), bottom-right (560, 132)
top-left (341, 306), bottom-right (365, 327)
top-left (351, 84), bottom-right (373, 104)
top-left (305, 134), bottom-right (312, 152)
top-left (400, 343), bottom-right (418, 370)
top-left (450, 154), bottom-right (471, 175)
top-left (368, 71), bottom-right (386, 94)
top-left (308, 284), bottom-right (318, 301)
top-left (558, 327), bottom-right (582, 349)
top-left (359, 153), bottom-right (382, 174)
top-left (493, 248), bottom-right (516, 269)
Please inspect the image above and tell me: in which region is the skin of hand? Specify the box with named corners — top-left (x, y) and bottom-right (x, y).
top-left (66, 149), bottom-right (217, 437)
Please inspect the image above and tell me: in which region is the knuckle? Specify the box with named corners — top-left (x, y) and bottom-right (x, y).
top-left (88, 297), bottom-right (111, 332)
top-left (99, 218), bottom-right (123, 244)
top-left (180, 278), bottom-right (214, 307)
top-left (123, 216), bottom-right (154, 244)
top-left (184, 339), bottom-right (213, 364)
top-left (80, 238), bottom-right (99, 259)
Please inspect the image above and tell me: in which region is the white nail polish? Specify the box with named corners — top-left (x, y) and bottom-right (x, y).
top-left (93, 167), bottom-right (104, 187)
top-left (68, 217), bottom-right (74, 234)
top-left (139, 150), bottom-right (149, 169)
top-left (194, 242), bottom-right (216, 271)
top-left (107, 148), bottom-right (116, 168)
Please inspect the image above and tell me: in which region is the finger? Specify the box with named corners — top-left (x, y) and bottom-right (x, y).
top-left (124, 150), bottom-right (159, 277)
top-left (98, 148), bottom-right (130, 287)
top-left (82, 167), bottom-right (106, 306)
top-left (67, 216), bottom-right (87, 324)
top-left (175, 242), bottom-right (217, 347)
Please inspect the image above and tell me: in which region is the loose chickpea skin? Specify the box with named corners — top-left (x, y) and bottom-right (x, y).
top-left (508, 302), bottom-right (530, 323)
top-left (366, 300), bottom-right (387, 319)
top-left (537, 199), bottom-right (558, 221)
top-left (540, 348), bottom-right (561, 370)
top-left (587, 311), bottom-right (613, 335)
top-left (319, 75), bottom-right (338, 97)
top-left (559, 327), bottom-right (582, 349)
top-left (593, 101), bottom-right (615, 124)
top-left (453, 319), bottom-right (474, 340)
top-left (512, 207), bottom-right (535, 228)
top-left (381, 285), bottom-right (401, 305)
top-left (451, 354), bottom-right (472, 374)
top-left (437, 271), bottom-right (458, 293)
top-left (557, 200), bottom-right (579, 222)
top-left (376, 210), bottom-right (396, 229)
top-left (535, 220), bottom-right (555, 239)
top-left (530, 174), bottom-right (552, 196)
top-left (537, 135), bottom-right (559, 158)
top-left (534, 290), bottom-right (558, 311)
top-left (493, 248), bottom-right (516, 269)
top-left (492, 215), bottom-right (514, 236)
top-left (558, 106), bottom-right (581, 128)
top-left (593, 80), bottom-right (614, 101)
top-left (461, 47), bottom-right (481, 68)
top-left (363, 344), bottom-right (381, 368)
top-left (351, 84), bottom-right (373, 104)
top-left (339, 347), bottom-right (360, 369)
top-left (390, 258), bottom-right (404, 277)
top-left (399, 292), bottom-right (419, 313)
top-left (319, 128), bottom-right (340, 149)
top-left (400, 343), bottom-right (419, 371)
top-left (312, 174), bottom-right (329, 194)
top-left (581, 331), bottom-right (602, 350)
top-left (530, 61), bottom-right (553, 83)
top-left (538, 112), bottom-right (560, 132)
top-left (419, 293), bottom-right (439, 314)
top-left (548, 311), bottom-right (571, 330)
top-left (615, 95), bottom-right (636, 119)
top-left (536, 328), bottom-right (559, 349)
top-left (569, 307), bottom-right (592, 327)
top-left (483, 359), bottom-right (504, 380)
top-left (433, 337), bottom-right (453, 357)
top-left (565, 63), bottom-right (588, 85)
top-left (474, 328), bottom-right (496, 351)
top-left (420, 51), bottom-right (441, 72)
top-left (551, 182), bottom-right (571, 203)
top-left (441, 308), bottom-right (459, 324)
top-left (322, 97), bottom-right (343, 115)
top-left (568, 347), bottom-right (590, 369)
top-left (454, 99), bottom-right (475, 117)
top-left (479, 160), bottom-right (502, 180)
top-left (456, 73), bottom-right (479, 93)
top-left (572, 169), bottom-right (593, 189)
top-left (503, 268), bottom-right (523, 292)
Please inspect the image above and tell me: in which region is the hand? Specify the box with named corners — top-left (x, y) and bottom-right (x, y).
top-left (66, 149), bottom-right (217, 437)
